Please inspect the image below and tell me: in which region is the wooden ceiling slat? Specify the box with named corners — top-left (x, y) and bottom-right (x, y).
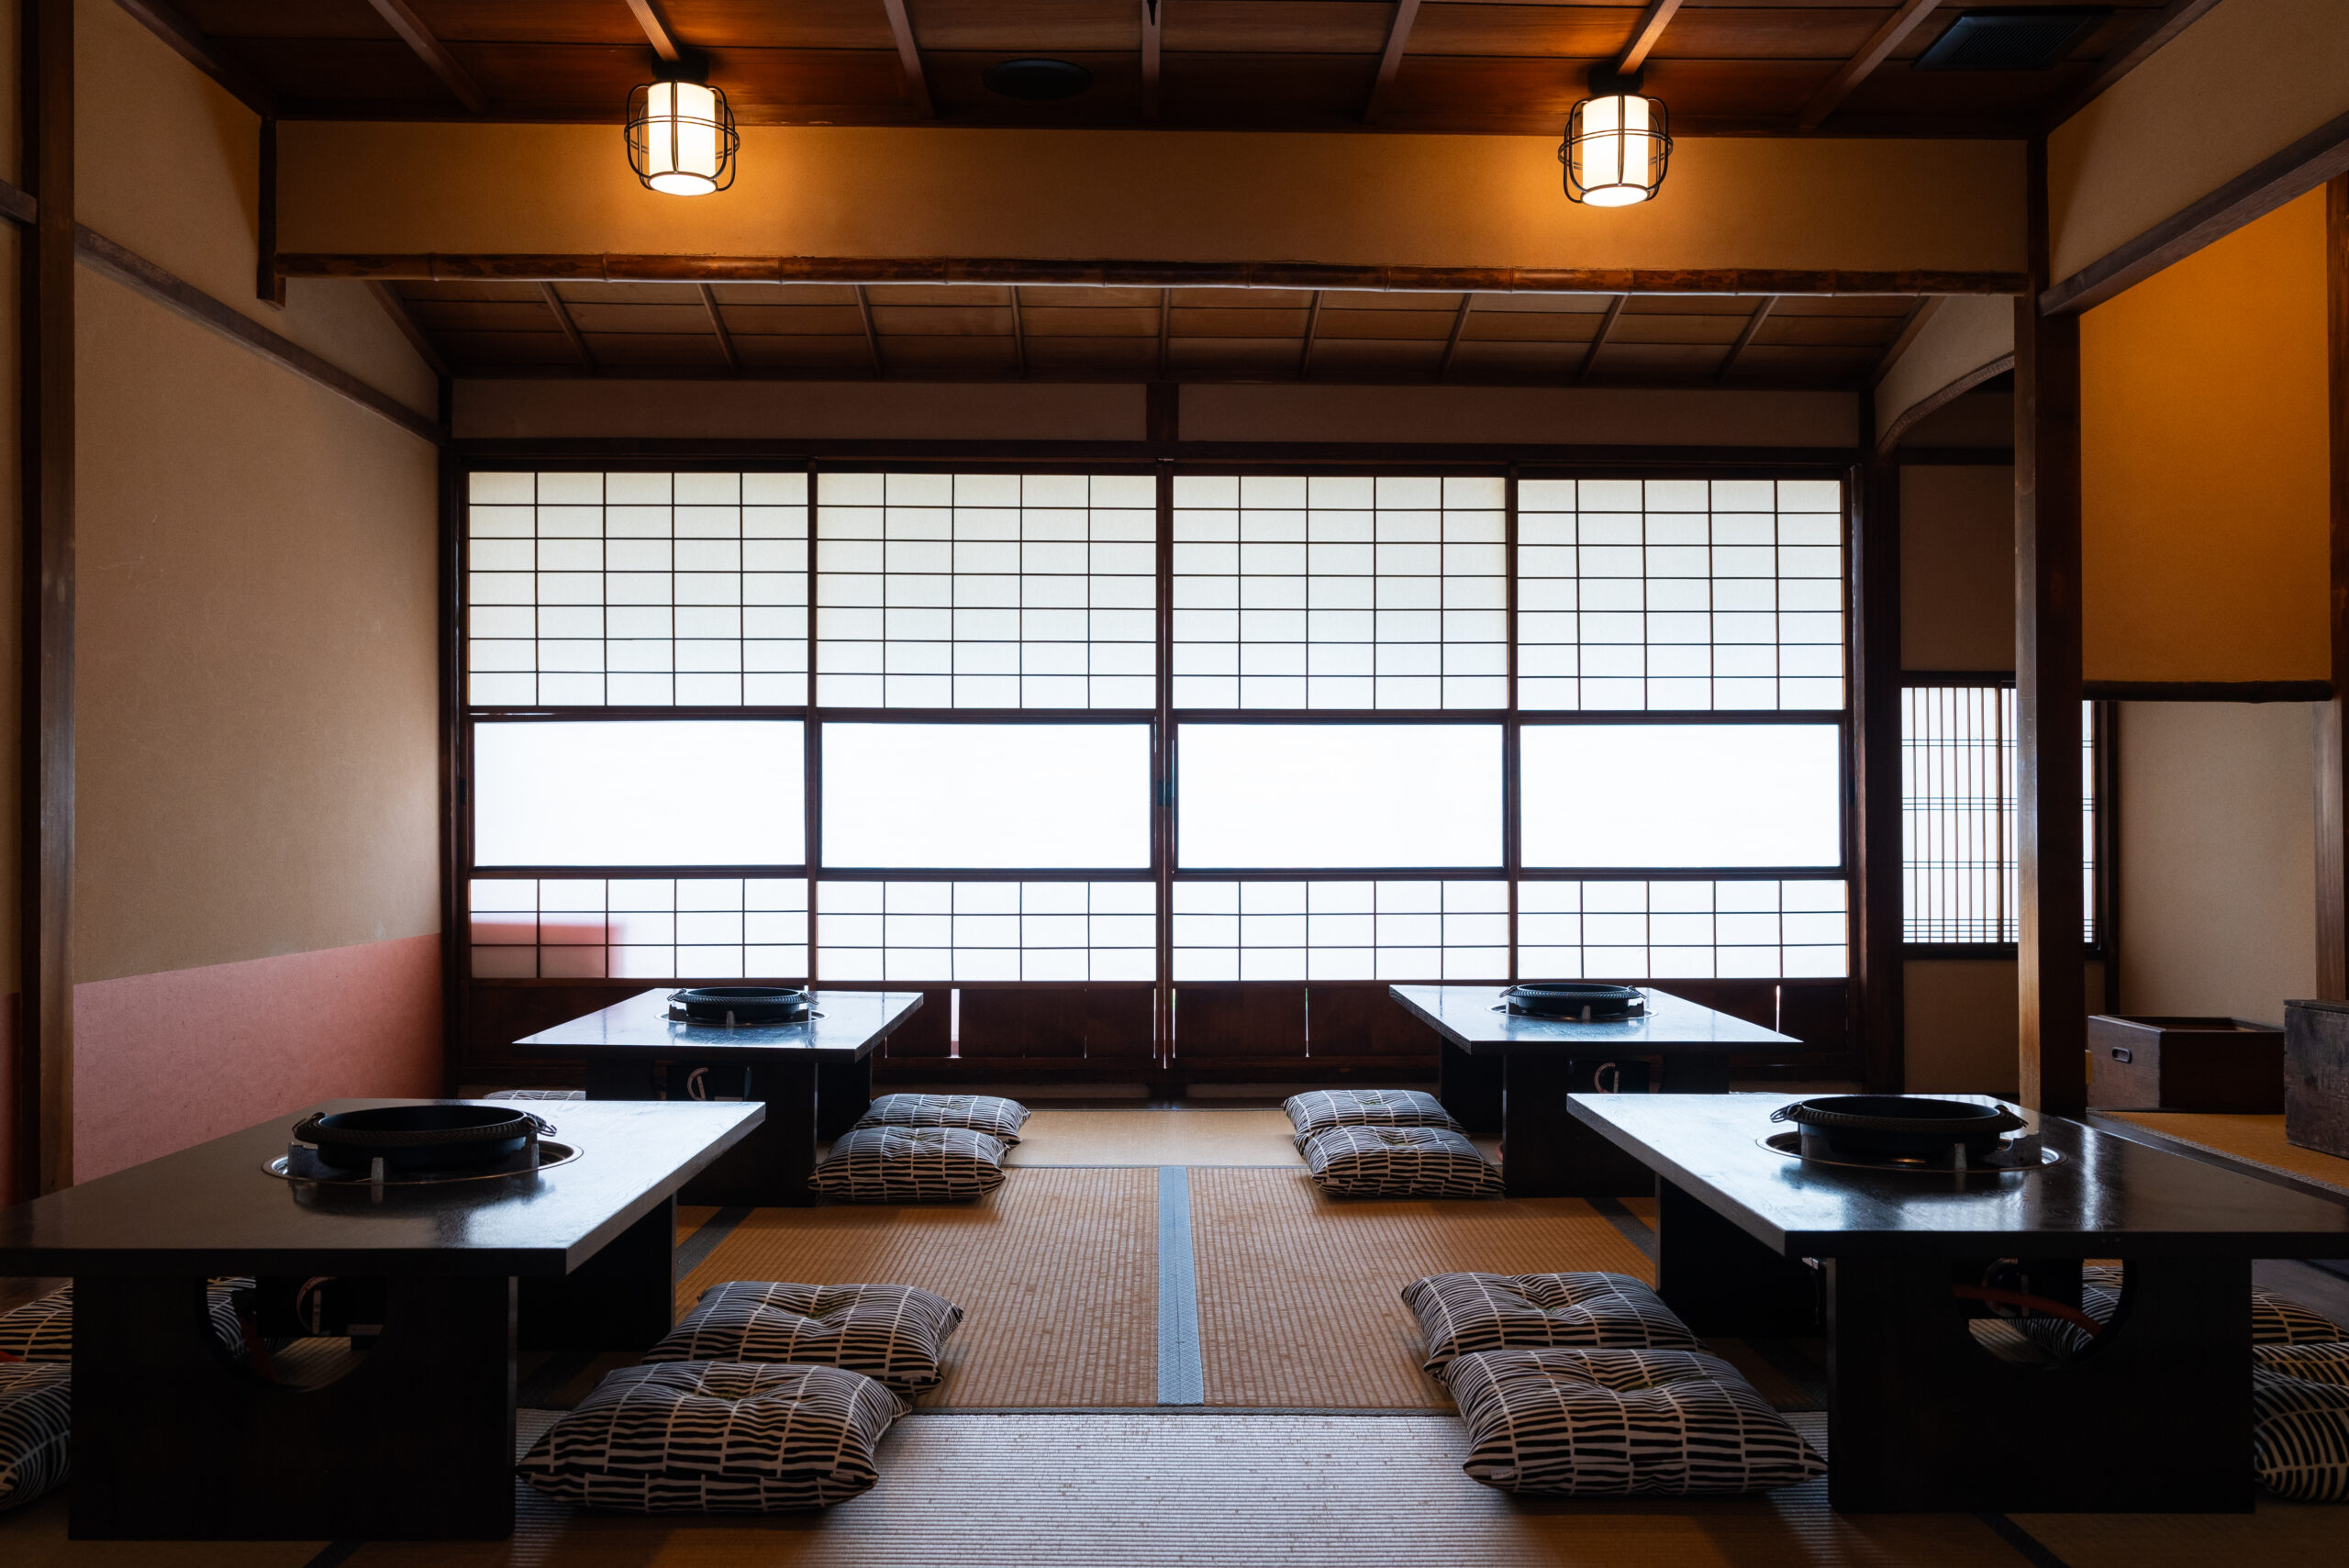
top-left (1462, 312), bottom-right (1603, 343)
top-left (1168, 306), bottom-right (1312, 337)
top-left (734, 335), bottom-right (878, 369)
top-left (1019, 306), bottom-right (1164, 335)
top-left (1315, 309), bottom-right (1460, 340)
top-left (863, 284), bottom-right (1014, 306)
top-left (1762, 316), bottom-right (1907, 348)
top-left (363, 0), bottom-right (490, 112)
top-left (710, 305), bottom-right (871, 335)
top-left (868, 304), bottom-right (1022, 334)
top-left (579, 331), bottom-right (733, 365)
top-left (1161, 2), bottom-right (1392, 54)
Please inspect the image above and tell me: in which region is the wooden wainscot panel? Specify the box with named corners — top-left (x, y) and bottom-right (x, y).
top-left (958, 987), bottom-right (1089, 1059)
top-left (1174, 984), bottom-right (1307, 1059)
top-left (1307, 984), bottom-right (1442, 1060)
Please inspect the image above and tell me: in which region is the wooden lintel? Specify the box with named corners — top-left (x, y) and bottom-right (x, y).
top-left (366, 281), bottom-right (450, 378)
top-left (2043, 103), bottom-right (2349, 317)
top-left (112, 0), bottom-right (275, 116)
top-left (879, 0), bottom-right (934, 120)
top-left (537, 283), bottom-right (595, 372)
top-left (624, 0), bottom-right (684, 62)
top-left (1798, 0), bottom-right (1942, 132)
top-left (1576, 295), bottom-right (1626, 384)
top-left (1437, 293), bottom-right (1475, 380)
top-left (854, 284), bottom-right (884, 376)
top-left (2040, 0), bottom-right (2225, 131)
top-left (1615, 0), bottom-right (1686, 77)
top-left (1364, 0), bottom-right (1421, 124)
top-left (273, 253), bottom-right (2033, 298)
top-left (79, 227), bottom-right (443, 444)
top-left (362, 0), bottom-right (488, 115)
top-left (697, 284), bottom-right (741, 376)
top-left (1715, 295), bottom-right (1777, 383)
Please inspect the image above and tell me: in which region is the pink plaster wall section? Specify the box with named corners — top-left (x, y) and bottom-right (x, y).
top-left (72, 934), bottom-right (442, 1183)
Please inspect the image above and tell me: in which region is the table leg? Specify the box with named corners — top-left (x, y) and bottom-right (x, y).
top-left (1500, 1058), bottom-right (1653, 1197)
top-left (817, 1051), bottom-right (874, 1140)
top-left (1653, 1178), bottom-right (1820, 1335)
top-left (1826, 1254), bottom-right (2253, 1513)
top-left (72, 1273), bottom-right (515, 1540)
top-left (1438, 1040), bottom-right (1504, 1135)
top-left (519, 1195), bottom-right (677, 1352)
top-left (683, 1057), bottom-right (819, 1207)
top-left (1658, 1051), bottom-right (1731, 1094)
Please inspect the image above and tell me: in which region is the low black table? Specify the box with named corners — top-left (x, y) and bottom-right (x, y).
top-left (1387, 984), bottom-right (1795, 1196)
top-left (514, 987), bottom-right (924, 1207)
top-left (1569, 1092), bottom-right (2349, 1514)
top-left (0, 1096), bottom-right (760, 1540)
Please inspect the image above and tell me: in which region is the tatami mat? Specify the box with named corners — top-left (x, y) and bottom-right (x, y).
top-left (2009, 1505), bottom-right (2349, 1568)
top-left (676, 1167), bottom-right (1159, 1408)
top-left (1186, 1167), bottom-right (1657, 1409)
top-left (2103, 1112), bottom-right (2349, 1194)
top-left (1007, 1107), bottom-right (1299, 1166)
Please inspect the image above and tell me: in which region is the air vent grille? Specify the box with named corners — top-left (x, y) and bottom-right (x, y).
top-left (1912, 8), bottom-right (2107, 72)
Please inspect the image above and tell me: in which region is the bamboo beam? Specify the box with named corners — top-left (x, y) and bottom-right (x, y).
top-left (1798, 0), bottom-right (1940, 132)
top-left (362, 0), bottom-right (488, 114)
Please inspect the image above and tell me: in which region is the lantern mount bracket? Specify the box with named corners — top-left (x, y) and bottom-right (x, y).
top-left (646, 47), bottom-right (710, 86)
top-left (1587, 63), bottom-right (1645, 97)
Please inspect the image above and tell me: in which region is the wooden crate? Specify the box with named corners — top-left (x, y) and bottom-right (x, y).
top-left (2284, 1000), bottom-right (2349, 1159)
top-left (2086, 1015), bottom-right (2284, 1113)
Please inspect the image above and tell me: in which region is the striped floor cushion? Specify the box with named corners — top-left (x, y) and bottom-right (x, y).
top-left (0, 1279), bottom-right (250, 1363)
top-left (1284, 1089), bottom-right (1464, 1153)
top-left (810, 1126), bottom-right (1008, 1204)
top-left (517, 1361), bottom-right (906, 1513)
top-left (2024, 1265), bottom-right (2344, 1356)
top-left (1447, 1347), bottom-right (1825, 1496)
top-left (0, 1362), bottom-right (72, 1512)
top-left (1402, 1271), bottom-right (1700, 1377)
top-left (2254, 1364), bottom-right (2349, 1503)
top-left (643, 1281), bottom-right (964, 1397)
top-left (1301, 1125), bottom-right (1501, 1199)
top-left (852, 1094), bottom-right (1031, 1147)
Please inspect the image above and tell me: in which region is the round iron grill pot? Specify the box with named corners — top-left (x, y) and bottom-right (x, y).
top-left (292, 1104), bottom-right (553, 1173)
top-left (1503, 983), bottom-right (1646, 1020)
top-left (1769, 1095), bottom-right (2025, 1162)
top-left (668, 985), bottom-right (810, 1026)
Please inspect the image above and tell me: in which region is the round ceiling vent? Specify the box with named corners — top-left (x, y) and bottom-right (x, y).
top-left (982, 58), bottom-right (1095, 102)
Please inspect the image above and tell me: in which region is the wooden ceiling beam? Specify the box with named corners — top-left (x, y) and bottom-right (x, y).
top-left (1364, 0), bottom-right (1421, 125)
top-left (2041, 0), bottom-right (2224, 131)
top-left (623, 0), bottom-right (684, 63)
top-left (1614, 0), bottom-right (1686, 77)
top-left (1298, 291), bottom-right (1324, 379)
top-left (1576, 295), bottom-right (1626, 384)
top-left (854, 284), bottom-right (884, 377)
top-left (697, 284), bottom-right (741, 375)
top-left (1157, 287), bottom-right (1173, 379)
top-left (1715, 295), bottom-right (1776, 383)
top-left (113, 0), bottom-right (275, 116)
top-left (1437, 293), bottom-right (1475, 381)
top-left (362, 0), bottom-right (488, 115)
top-left (1009, 286), bottom-right (1028, 379)
top-left (1867, 295), bottom-right (1939, 389)
top-left (538, 283), bottom-right (594, 371)
top-left (1798, 0), bottom-right (1941, 132)
top-left (1141, 0), bottom-right (1163, 123)
top-left (879, 0), bottom-right (935, 119)
top-left (366, 281), bottom-right (450, 379)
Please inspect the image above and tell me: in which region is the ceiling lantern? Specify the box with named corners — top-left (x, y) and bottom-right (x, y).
top-left (1560, 68), bottom-right (1671, 207)
top-left (626, 58), bottom-right (737, 196)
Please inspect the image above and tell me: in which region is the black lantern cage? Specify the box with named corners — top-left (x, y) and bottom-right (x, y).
top-left (1558, 92), bottom-right (1673, 207)
top-left (624, 78), bottom-right (740, 196)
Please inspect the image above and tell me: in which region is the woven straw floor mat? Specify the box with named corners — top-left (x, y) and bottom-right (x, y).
top-left (2104, 1113), bottom-right (2349, 1194)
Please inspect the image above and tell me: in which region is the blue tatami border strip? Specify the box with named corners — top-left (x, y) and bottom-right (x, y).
top-left (1157, 1166), bottom-right (1206, 1405)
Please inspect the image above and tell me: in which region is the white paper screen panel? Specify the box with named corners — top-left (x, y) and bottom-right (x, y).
top-left (1517, 880), bottom-right (1848, 979)
top-left (472, 720), bottom-right (805, 867)
top-left (1516, 478), bottom-right (1842, 712)
top-left (467, 472), bottom-right (809, 707)
top-left (470, 877), bottom-right (808, 980)
top-left (1177, 723), bottom-right (1504, 869)
top-left (821, 722), bottom-right (1153, 869)
top-left (1171, 880), bottom-right (1508, 981)
top-left (1171, 474), bottom-right (1507, 710)
top-left (1902, 689), bottom-right (2097, 944)
top-left (1518, 723), bottom-right (1842, 870)
top-left (814, 472), bottom-right (1157, 709)
top-left (817, 881), bottom-right (1156, 982)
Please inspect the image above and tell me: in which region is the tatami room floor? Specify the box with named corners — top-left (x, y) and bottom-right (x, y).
top-left (5, 1106), bottom-right (2347, 1568)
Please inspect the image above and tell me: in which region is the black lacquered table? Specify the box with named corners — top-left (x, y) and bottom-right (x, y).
top-left (514, 987), bottom-right (924, 1207)
top-left (0, 1097), bottom-right (760, 1540)
top-left (1387, 984), bottom-right (1796, 1196)
top-left (1569, 1092), bottom-right (2349, 1514)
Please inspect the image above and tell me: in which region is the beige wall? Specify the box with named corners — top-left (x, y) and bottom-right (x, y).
top-left (2080, 189), bottom-right (2330, 684)
top-left (1875, 295), bottom-right (2012, 441)
top-left (1905, 961), bottom-right (2107, 1097)
top-left (75, 0), bottom-right (434, 415)
top-left (280, 121), bottom-right (2026, 278)
top-left (2116, 701), bottom-right (2318, 1026)
top-left (1901, 464), bottom-right (2015, 672)
top-left (2049, 0), bottom-right (2349, 283)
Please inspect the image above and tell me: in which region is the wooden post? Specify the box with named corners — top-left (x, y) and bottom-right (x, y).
top-left (1854, 457), bottom-right (1904, 1092)
top-left (14, 0), bottom-right (74, 1201)
top-left (2015, 139), bottom-right (2087, 1116)
top-left (2318, 174), bottom-right (2349, 1000)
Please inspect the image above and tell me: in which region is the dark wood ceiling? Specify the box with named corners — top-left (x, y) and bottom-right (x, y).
top-left (159, 1), bottom-right (2193, 137)
top-left (384, 277), bottom-right (1926, 387)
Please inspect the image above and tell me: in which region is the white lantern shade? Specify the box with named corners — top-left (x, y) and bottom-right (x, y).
top-left (1562, 91), bottom-right (1671, 207)
top-left (628, 79), bottom-right (738, 196)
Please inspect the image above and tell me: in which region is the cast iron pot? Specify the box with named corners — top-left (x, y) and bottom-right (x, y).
top-left (1503, 983), bottom-right (1646, 1021)
top-left (1769, 1095), bottom-right (2025, 1162)
top-left (291, 1104), bottom-right (553, 1173)
top-left (668, 985), bottom-right (811, 1026)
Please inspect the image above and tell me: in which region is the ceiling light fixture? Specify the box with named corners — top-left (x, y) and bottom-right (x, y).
top-left (626, 52), bottom-right (737, 196)
top-left (1560, 65), bottom-right (1672, 207)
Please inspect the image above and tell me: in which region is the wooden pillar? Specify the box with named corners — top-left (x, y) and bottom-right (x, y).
top-left (2015, 139), bottom-right (2087, 1116)
top-left (2318, 174), bottom-right (2349, 1001)
top-left (14, 0), bottom-right (73, 1200)
top-left (1854, 457), bottom-right (1904, 1092)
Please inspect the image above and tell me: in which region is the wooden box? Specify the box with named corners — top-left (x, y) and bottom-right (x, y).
top-left (2284, 1000), bottom-right (2349, 1159)
top-left (2086, 1015), bottom-right (2285, 1113)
